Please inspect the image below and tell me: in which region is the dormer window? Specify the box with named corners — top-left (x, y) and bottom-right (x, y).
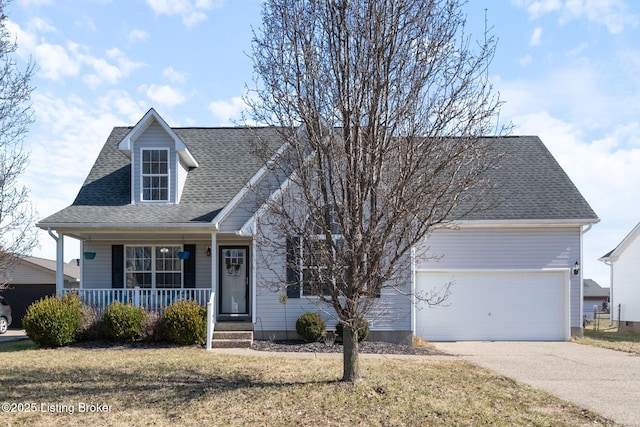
top-left (141, 149), bottom-right (169, 201)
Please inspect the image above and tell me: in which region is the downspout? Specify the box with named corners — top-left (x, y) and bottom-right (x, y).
top-left (603, 259), bottom-right (614, 327)
top-left (47, 228), bottom-right (65, 295)
top-left (578, 224), bottom-right (593, 336)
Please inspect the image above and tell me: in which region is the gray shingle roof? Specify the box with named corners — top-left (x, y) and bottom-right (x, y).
top-left (38, 131), bottom-right (597, 228)
top-left (583, 279), bottom-right (609, 298)
top-left (39, 126), bottom-right (284, 226)
top-left (462, 136), bottom-right (598, 221)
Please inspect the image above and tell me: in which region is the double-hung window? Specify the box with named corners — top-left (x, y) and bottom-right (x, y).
top-left (141, 149), bottom-right (169, 201)
top-left (125, 245), bottom-right (182, 288)
top-left (287, 207), bottom-right (346, 297)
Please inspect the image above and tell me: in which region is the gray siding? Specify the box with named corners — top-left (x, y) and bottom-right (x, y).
top-left (254, 221), bottom-right (412, 334)
top-left (82, 240), bottom-right (213, 289)
top-left (218, 165), bottom-right (289, 233)
top-left (132, 122), bottom-right (178, 204)
top-left (416, 227), bottom-right (583, 328)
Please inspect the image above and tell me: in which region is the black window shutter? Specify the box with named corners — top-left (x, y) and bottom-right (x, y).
top-left (112, 245), bottom-right (124, 289)
top-left (286, 237), bottom-right (300, 298)
top-left (183, 244), bottom-right (196, 288)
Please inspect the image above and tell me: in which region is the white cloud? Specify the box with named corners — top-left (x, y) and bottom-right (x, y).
top-left (529, 27), bottom-right (543, 46)
top-left (514, 0), bottom-right (638, 33)
top-left (144, 0), bottom-right (221, 27)
top-left (34, 42), bottom-right (81, 80)
top-left (140, 84), bottom-right (186, 107)
top-left (29, 17), bottom-right (57, 33)
top-left (511, 111), bottom-right (640, 286)
top-left (163, 66), bottom-right (189, 83)
top-left (519, 54), bottom-right (533, 66)
top-left (207, 96), bottom-right (247, 125)
top-left (128, 29), bottom-right (149, 43)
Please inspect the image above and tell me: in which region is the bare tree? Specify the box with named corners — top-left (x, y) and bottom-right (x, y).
top-left (0, 0), bottom-right (37, 289)
top-left (249, 0), bottom-right (507, 382)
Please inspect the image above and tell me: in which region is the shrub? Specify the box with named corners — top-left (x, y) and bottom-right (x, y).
top-left (78, 304), bottom-right (101, 341)
top-left (162, 300), bottom-right (207, 345)
top-left (296, 312), bottom-right (326, 342)
top-left (101, 301), bottom-right (147, 342)
top-left (23, 293), bottom-right (82, 347)
top-left (336, 318), bottom-right (370, 342)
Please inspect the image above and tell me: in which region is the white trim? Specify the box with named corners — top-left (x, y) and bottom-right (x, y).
top-left (124, 244), bottom-right (184, 289)
top-left (414, 267), bottom-right (571, 273)
top-left (139, 147), bottom-right (171, 203)
top-left (599, 220), bottom-right (640, 262)
top-left (119, 108), bottom-right (198, 168)
top-left (213, 141), bottom-right (291, 230)
top-left (451, 218), bottom-right (600, 228)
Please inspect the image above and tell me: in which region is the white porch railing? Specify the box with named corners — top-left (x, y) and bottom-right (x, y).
top-left (63, 288), bottom-right (212, 315)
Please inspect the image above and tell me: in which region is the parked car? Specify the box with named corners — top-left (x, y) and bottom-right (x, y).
top-left (0, 296), bottom-right (12, 334)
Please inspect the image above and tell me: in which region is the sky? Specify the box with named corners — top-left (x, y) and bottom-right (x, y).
top-left (5, 0), bottom-right (640, 288)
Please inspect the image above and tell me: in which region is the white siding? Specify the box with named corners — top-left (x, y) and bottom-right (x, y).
top-left (612, 235), bottom-right (640, 321)
top-left (416, 227), bottom-right (582, 328)
top-left (132, 122), bottom-right (178, 204)
top-left (177, 157), bottom-right (189, 203)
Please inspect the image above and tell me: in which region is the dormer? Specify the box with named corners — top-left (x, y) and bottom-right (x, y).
top-left (118, 108), bottom-right (198, 204)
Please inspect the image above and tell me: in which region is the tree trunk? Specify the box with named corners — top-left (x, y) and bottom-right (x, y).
top-left (342, 327), bottom-right (361, 382)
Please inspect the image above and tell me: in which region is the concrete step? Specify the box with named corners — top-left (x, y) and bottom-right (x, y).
top-left (214, 321), bottom-right (253, 332)
top-left (212, 331), bottom-right (253, 340)
top-left (209, 338), bottom-right (253, 349)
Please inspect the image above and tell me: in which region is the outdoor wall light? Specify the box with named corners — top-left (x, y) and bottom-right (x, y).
top-left (573, 261), bottom-right (580, 275)
top-left (206, 247), bottom-right (211, 257)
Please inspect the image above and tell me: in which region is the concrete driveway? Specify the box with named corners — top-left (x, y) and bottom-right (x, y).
top-left (433, 341), bottom-right (640, 427)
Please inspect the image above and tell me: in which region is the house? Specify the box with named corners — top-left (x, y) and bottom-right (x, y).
top-left (599, 221), bottom-right (640, 333)
top-left (37, 108), bottom-right (598, 343)
top-left (583, 278), bottom-right (609, 318)
top-left (0, 256), bottom-right (80, 328)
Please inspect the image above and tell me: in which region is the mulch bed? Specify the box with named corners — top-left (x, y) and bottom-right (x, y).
top-left (251, 339), bottom-right (447, 355)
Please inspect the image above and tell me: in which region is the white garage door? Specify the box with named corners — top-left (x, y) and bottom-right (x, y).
top-left (415, 271), bottom-right (568, 341)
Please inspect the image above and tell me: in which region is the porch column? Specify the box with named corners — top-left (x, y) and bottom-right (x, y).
top-left (47, 228), bottom-right (65, 295)
top-left (211, 232), bottom-right (218, 294)
top-left (56, 233), bottom-right (64, 294)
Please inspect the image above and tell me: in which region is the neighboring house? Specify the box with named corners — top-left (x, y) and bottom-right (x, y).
top-left (36, 108), bottom-right (598, 343)
top-left (583, 278), bottom-right (609, 318)
top-left (599, 221), bottom-right (640, 332)
top-left (0, 256), bottom-right (80, 328)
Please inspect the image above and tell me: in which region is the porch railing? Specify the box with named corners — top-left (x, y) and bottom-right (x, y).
top-left (62, 288), bottom-right (212, 315)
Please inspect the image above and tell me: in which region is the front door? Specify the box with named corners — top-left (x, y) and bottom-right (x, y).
top-left (218, 246), bottom-right (250, 318)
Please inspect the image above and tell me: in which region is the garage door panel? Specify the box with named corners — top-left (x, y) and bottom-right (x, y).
top-left (416, 271), bottom-right (567, 341)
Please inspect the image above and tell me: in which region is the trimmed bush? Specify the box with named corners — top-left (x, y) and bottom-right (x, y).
top-left (161, 300), bottom-right (207, 345)
top-left (296, 312), bottom-right (326, 342)
top-left (23, 293), bottom-right (82, 347)
top-left (101, 301), bottom-right (147, 343)
top-left (336, 318), bottom-right (370, 342)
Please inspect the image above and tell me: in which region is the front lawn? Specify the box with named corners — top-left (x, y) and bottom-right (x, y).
top-left (0, 341), bottom-right (615, 426)
top-left (575, 329), bottom-right (640, 354)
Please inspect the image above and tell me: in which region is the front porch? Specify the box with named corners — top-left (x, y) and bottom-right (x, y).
top-left (62, 287), bottom-right (212, 315)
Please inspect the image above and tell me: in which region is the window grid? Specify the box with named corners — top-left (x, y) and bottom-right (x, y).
top-left (141, 149), bottom-right (169, 201)
top-left (125, 245), bottom-right (182, 289)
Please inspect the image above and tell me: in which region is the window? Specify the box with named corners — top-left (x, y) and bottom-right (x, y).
top-left (125, 245), bottom-right (182, 288)
top-left (287, 207), bottom-right (346, 297)
top-left (141, 149), bottom-right (169, 201)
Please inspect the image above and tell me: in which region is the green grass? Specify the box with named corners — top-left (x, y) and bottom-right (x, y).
top-left (0, 341), bottom-right (616, 426)
top-left (576, 329), bottom-right (640, 354)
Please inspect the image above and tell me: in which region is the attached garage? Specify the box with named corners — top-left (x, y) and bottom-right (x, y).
top-left (415, 270), bottom-right (570, 341)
